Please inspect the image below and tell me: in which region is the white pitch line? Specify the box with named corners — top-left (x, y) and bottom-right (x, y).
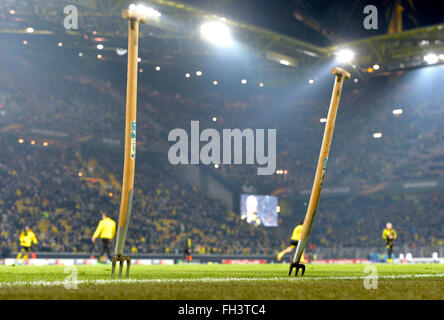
top-left (1, 273), bottom-right (444, 288)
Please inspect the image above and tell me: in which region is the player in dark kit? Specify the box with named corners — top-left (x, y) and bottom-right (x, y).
top-left (382, 222), bottom-right (397, 263)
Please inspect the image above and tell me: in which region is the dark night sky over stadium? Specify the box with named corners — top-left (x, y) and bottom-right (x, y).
top-left (182, 0), bottom-right (444, 45)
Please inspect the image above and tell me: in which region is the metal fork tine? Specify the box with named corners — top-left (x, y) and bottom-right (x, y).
top-left (111, 255), bottom-right (131, 278)
top-left (126, 257), bottom-right (131, 278)
top-left (119, 260), bottom-right (123, 278)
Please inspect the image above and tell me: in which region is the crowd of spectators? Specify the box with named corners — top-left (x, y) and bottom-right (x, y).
top-left (297, 192), bottom-right (444, 248)
top-left (0, 134), bottom-right (278, 255)
top-left (0, 50), bottom-right (443, 255)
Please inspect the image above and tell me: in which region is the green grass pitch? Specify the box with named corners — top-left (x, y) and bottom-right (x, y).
top-left (0, 263), bottom-right (443, 299)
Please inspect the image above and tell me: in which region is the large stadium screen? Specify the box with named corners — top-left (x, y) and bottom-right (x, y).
top-left (240, 194), bottom-right (279, 227)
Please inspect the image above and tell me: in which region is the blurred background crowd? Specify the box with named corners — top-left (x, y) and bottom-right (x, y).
top-left (1, 46), bottom-right (443, 257)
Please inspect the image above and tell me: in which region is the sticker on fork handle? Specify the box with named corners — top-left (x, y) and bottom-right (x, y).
top-left (320, 156), bottom-right (328, 186)
top-left (130, 121), bottom-right (136, 160)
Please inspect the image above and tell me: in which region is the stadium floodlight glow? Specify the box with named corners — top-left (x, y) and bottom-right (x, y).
top-left (424, 53), bottom-right (439, 65)
top-left (26, 27), bottom-right (34, 33)
top-left (373, 132), bottom-right (382, 139)
top-left (373, 64), bottom-right (380, 70)
top-left (280, 59), bottom-right (290, 66)
top-left (97, 44), bottom-right (104, 50)
top-left (200, 21), bottom-right (232, 47)
top-left (336, 49), bottom-right (354, 63)
top-left (116, 48), bottom-right (128, 56)
top-left (129, 4), bottom-right (161, 18)
top-left (392, 108), bottom-right (403, 115)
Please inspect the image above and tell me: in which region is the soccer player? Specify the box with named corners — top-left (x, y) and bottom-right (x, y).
top-left (184, 238), bottom-right (192, 262)
top-left (15, 226), bottom-right (38, 265)
top-left (92, 213), bottom-right (116, 262)
top-left (382, 222), bottom-right (397, 263)
top-left (277, 221), bottom-right (307, 262)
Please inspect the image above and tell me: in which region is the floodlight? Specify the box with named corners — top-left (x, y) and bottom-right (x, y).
top-left (373, 132), bottom-right (382, 139)
top-left (336, 49), bottom-right (354, 63)
top-left (200, 21), bottom-right (232, 47)
top-left (116, 48), bottom-right (128, 56)
top-left (424, 53), bottom-right (439, 65)
top-left (129, 4), bottom-right (161, 17)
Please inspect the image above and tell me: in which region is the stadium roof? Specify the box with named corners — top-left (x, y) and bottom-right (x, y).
top-left (1, 0), bottom-right (443, 85)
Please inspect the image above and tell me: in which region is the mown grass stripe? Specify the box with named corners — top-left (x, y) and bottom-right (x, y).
top-left (1, 273), bottom-right (444, 288)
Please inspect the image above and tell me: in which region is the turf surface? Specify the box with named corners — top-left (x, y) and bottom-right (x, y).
top-left (0, 263), bottom-right (443, 299)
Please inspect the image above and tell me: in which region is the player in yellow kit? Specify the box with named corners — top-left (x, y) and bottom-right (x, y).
top-left (92, 213), bottom-right (116, 262)
top-left (382, 222), bottom-right (397, 263)
top-left (277, 221), bottom-right (307, 262)
top-left (15, 226), bottom-right (38, 265)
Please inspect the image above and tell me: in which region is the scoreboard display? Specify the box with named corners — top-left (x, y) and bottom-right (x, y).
top-left (240, 194), bottom-right (279, 227)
